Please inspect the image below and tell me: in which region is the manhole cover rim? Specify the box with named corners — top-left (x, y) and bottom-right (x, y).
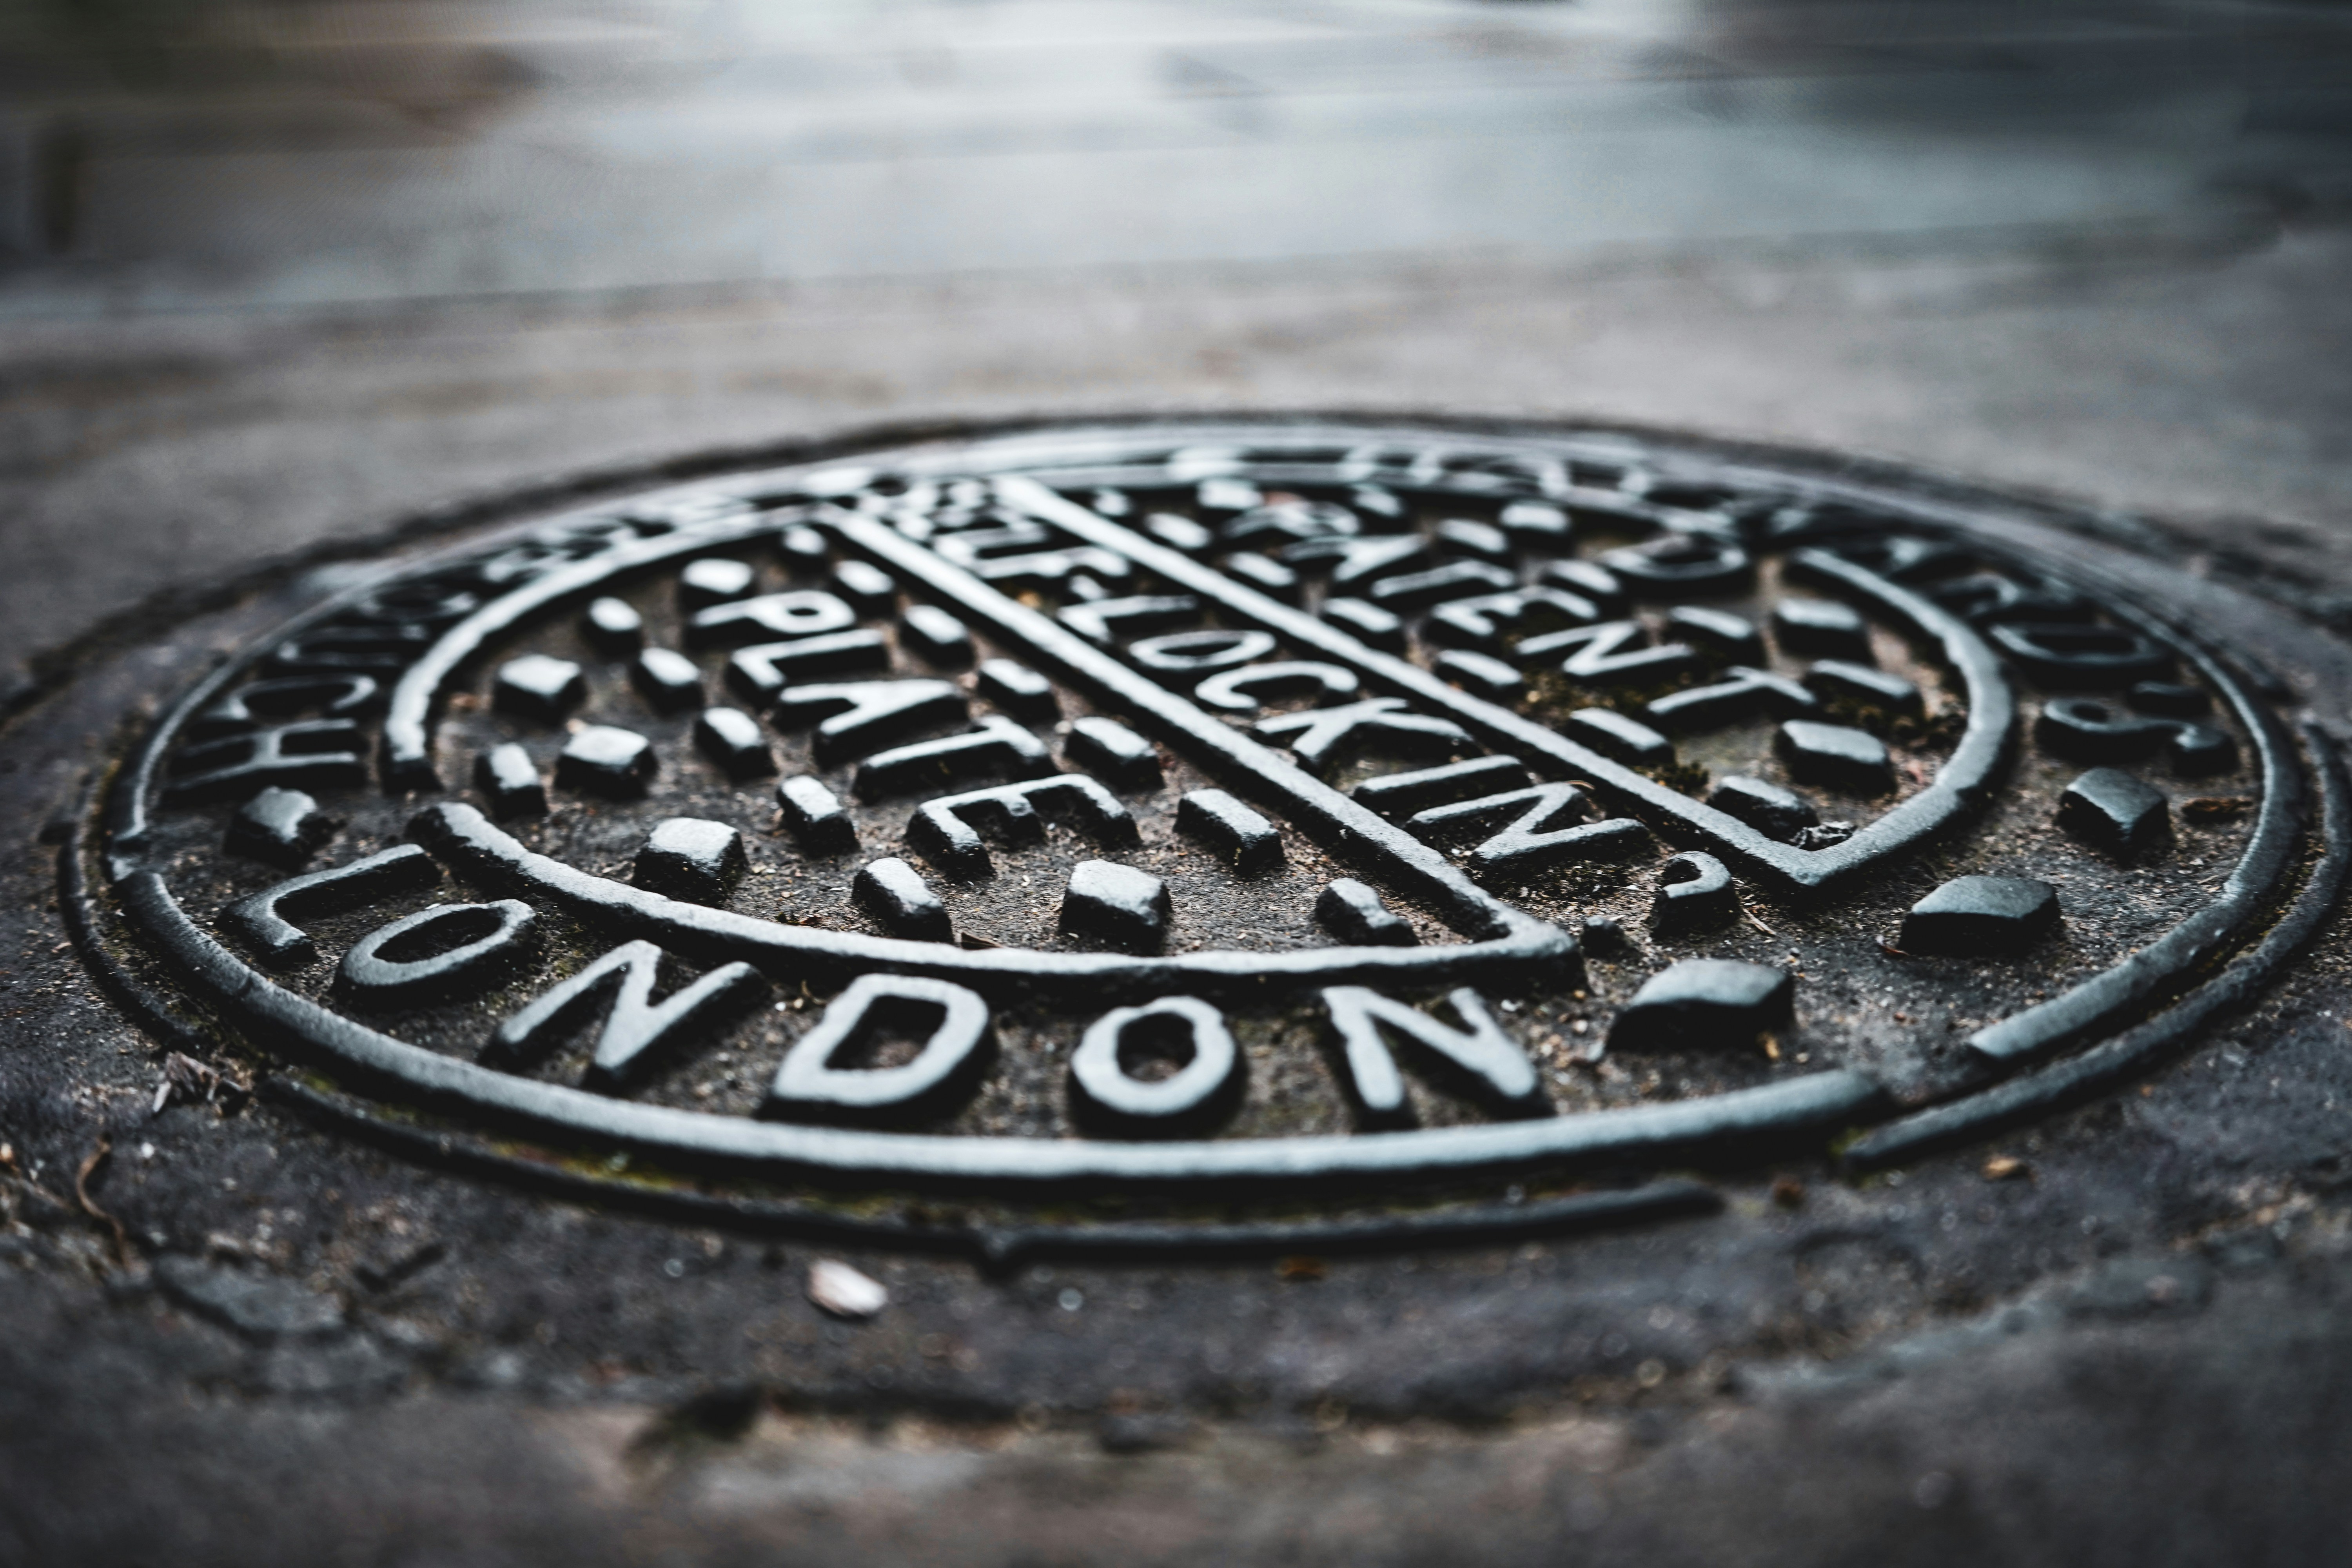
top-left (72, 415), bottom-right (2346, 1234)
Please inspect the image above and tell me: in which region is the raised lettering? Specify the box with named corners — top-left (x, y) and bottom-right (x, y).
top-left (1069, 997), bottom-right (1244, 1136)
top-left (1321, 987), bottom-right (1542, 1127)
top-left (906, 774), bottom-right (1139, 879)
top-left (764, 975), bottom-right (993, 1126)
top-left (1406, 783), bottom-right (1651, 883)
top-left (218, 845), bottom-right (440, 967)
top-left (483, 939), bottom-right (764, 1093)
top-left (336, 900), bottom-right (539, 1007)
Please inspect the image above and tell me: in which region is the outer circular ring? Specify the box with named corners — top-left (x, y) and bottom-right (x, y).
top-left (87, 417), bottom-right (2340, 1229)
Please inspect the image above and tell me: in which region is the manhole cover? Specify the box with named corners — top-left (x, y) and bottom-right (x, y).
top-left (67, 417), bottom-right (2347, 1264)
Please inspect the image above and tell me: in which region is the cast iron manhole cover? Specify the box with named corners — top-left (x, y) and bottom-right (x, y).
top-left (68, 418), bottom-right (2347, 1263)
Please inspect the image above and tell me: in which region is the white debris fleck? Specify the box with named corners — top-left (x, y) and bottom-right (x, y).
top-left (807, 1259), bottom-right (889, 1319)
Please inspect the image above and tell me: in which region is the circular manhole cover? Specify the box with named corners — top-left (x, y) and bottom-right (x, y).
top-left (65, 417), bottom-right (2347, 1267)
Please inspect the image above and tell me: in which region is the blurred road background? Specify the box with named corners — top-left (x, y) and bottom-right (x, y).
top-left (4, 0), bottom-right (2350, 686)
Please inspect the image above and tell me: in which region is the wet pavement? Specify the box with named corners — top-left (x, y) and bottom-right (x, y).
top-left (6, 0), bottom-right (2352, 688)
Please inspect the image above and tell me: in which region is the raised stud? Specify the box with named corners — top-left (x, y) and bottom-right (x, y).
top-left (776, 775), bottom-right (857, 855)
top-left (2057, 767), bottom-right (2169, 856)
top-left (852, 856), bottom-right (952, 942)
top-left (830, 559), bottom-right (898, 616)
top-left (493, 655), bottom-right (585, 723)
top-left (631, 647), bottom-right (703, 713)
top-left (1775, 720), bottom-right (1895, 795)
top-left (472, 744), bottom-right (546, 820)
top-left (1900, 875), bottom-right (2061, 956)
top-left (679, 557), bottom-right (757, 609)
top-left (555, 725), bottom-right (656, 799)
top-left (1060, 860), bottom-right (1172, 955)
top-left (1609, 959), bottom-right (1794, 1051)
top-left (779, 526), bottom-right (830, 568)
top-left (695, 706), bottom-right (775, 778)
top-left (1706, 775), bottom-right (1817, 842)
top-left (1066, 716), bottom-right (1162, 791)
top-left (633, 817), bottom-right (747, 905)
top-left (583, 596), bottom-right (643, 652)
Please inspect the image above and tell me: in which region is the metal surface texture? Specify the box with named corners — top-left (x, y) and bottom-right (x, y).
top-left (69, 417), bottom-right (2344, 1252)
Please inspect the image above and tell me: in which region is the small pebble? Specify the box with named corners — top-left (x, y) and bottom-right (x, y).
top-left (807, 1259), bottom-right (889, 1320)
